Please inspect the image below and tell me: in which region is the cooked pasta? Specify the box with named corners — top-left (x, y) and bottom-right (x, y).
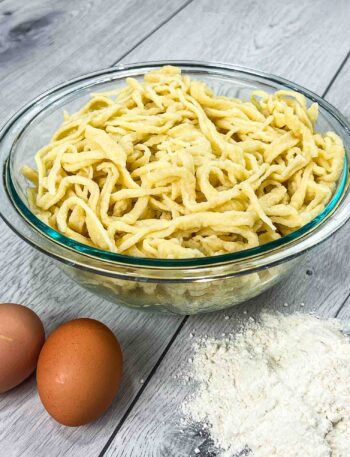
top-left (22, 66), bottom-right (345, 258)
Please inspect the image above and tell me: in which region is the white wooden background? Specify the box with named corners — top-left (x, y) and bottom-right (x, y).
top-left (0, 1), bottom-right (349, 456)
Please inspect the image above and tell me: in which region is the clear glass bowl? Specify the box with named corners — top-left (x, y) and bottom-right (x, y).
top-left (0, 61), bottom-right (349, 314)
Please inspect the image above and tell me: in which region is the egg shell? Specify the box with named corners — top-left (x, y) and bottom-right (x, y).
top-left (0, 303), bottom-right (45, 393)
top-left (37, 318), bottom-right (123, 426)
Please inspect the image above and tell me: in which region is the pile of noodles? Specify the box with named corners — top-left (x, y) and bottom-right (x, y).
top-left (23, 66), bottom-right (345, 258)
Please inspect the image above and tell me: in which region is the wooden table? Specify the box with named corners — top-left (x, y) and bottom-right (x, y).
top-left (0, 1), bottom-right (349, 455)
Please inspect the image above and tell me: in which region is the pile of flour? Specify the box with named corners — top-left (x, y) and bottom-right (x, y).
top-left (182, 313), bottom-right (350, 457)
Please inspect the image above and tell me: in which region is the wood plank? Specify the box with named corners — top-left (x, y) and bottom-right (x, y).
top-left (0, 0), bottom-right (190, 117)
top-left (0, 0), bottom-right (190, 456)
top-left (104, 0), bottom-right (350, 454)
top-left (325, 52), bottom-right (350, 118)
top-left (325, 53), bottom-right (350, 320)
top-left (0, 292), bottom-right (182, 457)
top-left (337, 301), bottom-right (350, 320)
top-left (122, 0), bottom-right (350, 95)
top-left (105, 247), bottom-right (350, 457)
top-left (0, 0), bottom-right (348, 456)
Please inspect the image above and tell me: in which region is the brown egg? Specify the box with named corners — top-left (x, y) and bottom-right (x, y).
top-left (37, 318), bottom-right (123, 426)
top-left (0, 303), bottom-right (45, 393)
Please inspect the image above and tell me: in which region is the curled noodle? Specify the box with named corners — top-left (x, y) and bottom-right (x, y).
top-left (23, 66), bottom-right (345, 258)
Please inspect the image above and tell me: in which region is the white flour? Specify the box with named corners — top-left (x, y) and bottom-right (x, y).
top-left (182, 313), bottom-right (350, 457)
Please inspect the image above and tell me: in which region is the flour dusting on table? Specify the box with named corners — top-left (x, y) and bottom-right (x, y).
top-left (182, 313), bottom-right (350, 457)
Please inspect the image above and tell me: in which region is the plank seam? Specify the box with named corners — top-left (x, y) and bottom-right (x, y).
top-left (98, 24), bottom-right (348, 457)
top-left (98, 315), bottom-right (189, 457)
top-left (111, 0), bottom-right (195, 66)
top-left (335, 290), bottom-right (350, 318)
top-left (322, 49), bottom-right (350, 97)
top-left (324, 48), bottom-right (350, 316)
top-left (96, 3), bottom-right (195, 453)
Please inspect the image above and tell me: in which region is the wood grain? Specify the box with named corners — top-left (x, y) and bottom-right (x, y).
top-left (0, 0), bottom-right (350, 455)
top-left (0, 296), bottom-right (182, 457)
top-left (105, 242), bottom-right (350, 457)
top-left (0, 1), bottom-right (190, 456)
top-left (325, 52), bottom-right (350, 117)
top-left (325, 52), bottom-right (350, 319)
top-left (122, 0), bottom-right (350, 95)
top-left (104, 0), bottom-right (350, 455)
top-left (0, 0), bottom-right (190, 117)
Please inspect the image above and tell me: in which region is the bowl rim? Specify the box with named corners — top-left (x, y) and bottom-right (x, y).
top-left (1, 60), bottom-right (350, 275)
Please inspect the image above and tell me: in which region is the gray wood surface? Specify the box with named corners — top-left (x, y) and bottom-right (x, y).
top-left (325, 50), bottom-right (350, 122)
top-left (0, 0), bottom-right (349, 456)
top-left (0, 1), bottom-right (188, 456)
top-left (105, 1), bottom-right (350, 455)
top-left (325, 52), bottom-right (350, 319)
top-left (122, 0), bottom-right (350, 94)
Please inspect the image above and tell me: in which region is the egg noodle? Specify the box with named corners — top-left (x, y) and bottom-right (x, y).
top-left (23, 66), bottom-right (345, 258)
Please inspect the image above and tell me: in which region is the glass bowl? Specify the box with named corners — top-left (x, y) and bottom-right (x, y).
top-left (0, 61), bottom-right (349, 314)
